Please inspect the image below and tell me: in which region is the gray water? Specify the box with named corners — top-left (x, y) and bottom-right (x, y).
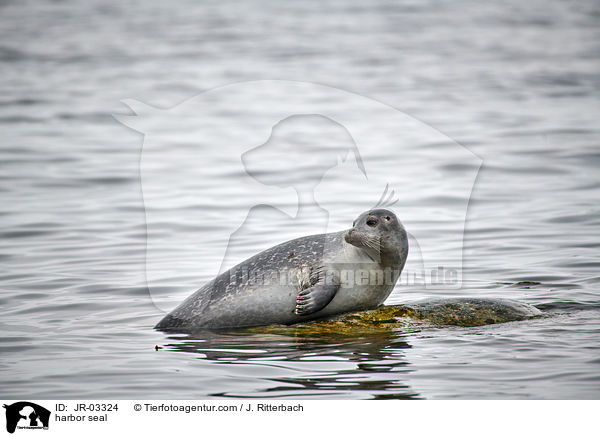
top-left (1, 0), bottom-right (600, 399)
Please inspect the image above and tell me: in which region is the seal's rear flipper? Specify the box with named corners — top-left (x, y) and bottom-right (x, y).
top-left (295, 275), bottom-right (340, 316)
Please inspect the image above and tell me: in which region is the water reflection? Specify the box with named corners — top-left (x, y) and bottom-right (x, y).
top-left (162, 328), bottom-right (421, 399)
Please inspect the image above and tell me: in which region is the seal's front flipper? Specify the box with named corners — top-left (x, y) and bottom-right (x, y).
top-left (295, 273), bottom-right (340, 316)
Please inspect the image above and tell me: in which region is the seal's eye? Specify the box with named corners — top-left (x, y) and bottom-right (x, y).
top-left (366, 218), bottom-right (378, 227)
top-left (384, 216), bottom-right (391, 221)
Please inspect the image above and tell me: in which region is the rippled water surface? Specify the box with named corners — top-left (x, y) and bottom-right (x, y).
top-left (1, 0), bottom-right (599, 399)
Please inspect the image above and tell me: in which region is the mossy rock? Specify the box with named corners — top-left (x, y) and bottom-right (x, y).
top-left (244, 298), bottom-right (542, 337)
top-left (405, 297), bottom-right (542, 327)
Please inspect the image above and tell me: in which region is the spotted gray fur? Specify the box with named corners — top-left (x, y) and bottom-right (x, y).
top-left (155, 209), bottom-right (408, 331)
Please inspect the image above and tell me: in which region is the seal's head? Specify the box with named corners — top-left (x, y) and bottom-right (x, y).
top-left (344, 209), bottom-right (408, 266)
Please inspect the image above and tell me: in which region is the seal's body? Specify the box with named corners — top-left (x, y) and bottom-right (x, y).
top-left (155, 209), bottom-right (408, 331)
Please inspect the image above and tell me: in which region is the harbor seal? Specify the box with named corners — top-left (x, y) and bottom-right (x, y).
top-left (155, 208), bottom-right (408, 331)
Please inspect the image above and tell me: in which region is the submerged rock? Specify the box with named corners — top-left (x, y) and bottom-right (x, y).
top-left (244, 298), bottom-right (543, 336)
top-left (403, 297), bottom-right (542, 327)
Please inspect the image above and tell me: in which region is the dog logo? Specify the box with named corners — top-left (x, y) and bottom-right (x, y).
top-left (3, 402), bottom-right (50, 434)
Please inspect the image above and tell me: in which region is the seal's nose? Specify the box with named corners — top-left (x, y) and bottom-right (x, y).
top-left (344, 229), bottom-right (354, 243)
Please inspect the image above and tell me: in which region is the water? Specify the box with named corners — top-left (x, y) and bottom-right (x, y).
top-left (1, 0), bottom-right (599, 399)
